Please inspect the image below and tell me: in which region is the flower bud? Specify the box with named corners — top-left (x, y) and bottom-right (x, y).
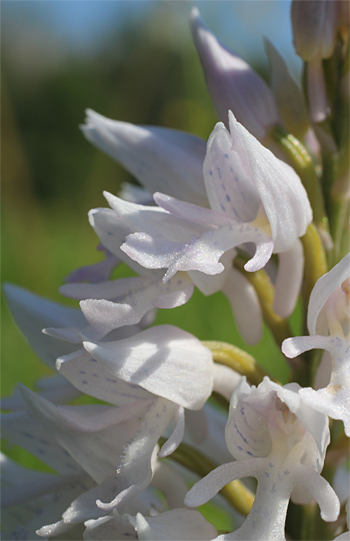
top-left (291, 0), bottom-right (340, 62)
top-left (190, 8), bottom-right (279, 140)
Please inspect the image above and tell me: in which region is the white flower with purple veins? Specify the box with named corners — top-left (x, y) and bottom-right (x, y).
top-left (185, 377), bottom-right (340, 541)
top-left (283, 253), bottom-right (350, 436)
top-left (118, 111), bottom-right (311, 318)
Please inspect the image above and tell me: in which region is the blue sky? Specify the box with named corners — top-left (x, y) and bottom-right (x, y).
top-left (2, 1), bottom-right (301, 76)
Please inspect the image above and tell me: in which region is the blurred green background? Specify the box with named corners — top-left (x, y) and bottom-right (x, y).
top-left (2, 1), bottom-right (296, 470)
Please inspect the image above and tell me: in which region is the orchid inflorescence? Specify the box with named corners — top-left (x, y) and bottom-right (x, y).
top-left (2, 2), bottom-right (350, 540)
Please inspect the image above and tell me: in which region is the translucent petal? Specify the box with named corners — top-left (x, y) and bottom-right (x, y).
top-left (3, 284), bottom-right (86, 369)
top-left (20, 386), bottom-right (151, 484)
top-left (82, 109), bottom-right (208, 206)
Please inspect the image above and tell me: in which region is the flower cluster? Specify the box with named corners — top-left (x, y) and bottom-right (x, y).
top-left (2, 2), bottom-right (349, 540)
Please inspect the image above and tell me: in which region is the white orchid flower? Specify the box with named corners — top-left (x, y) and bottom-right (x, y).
top-left (116, 111), bottom-right (310, 317)
top-left (185, 377), bottom-right (340, 541)
top-left (282, 253), bottom-right (350, 436)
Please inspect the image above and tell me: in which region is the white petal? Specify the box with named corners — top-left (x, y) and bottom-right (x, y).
top-left (307, 253), bottom-right (350, 335)
top-left (158, 406), bottom-right (185, 458)
top-left (82, 109), bottom-right (208, 206)
top-left (3, 284), bottom-right (86, 369)
top-left (185, 458), bottom-right (260, 508)
top-left (229, 112), bottom-right (312, 252)
top-left (212, 363), bottom-right (241, 402)
top-left (96, 398), bottom-right (178, 511)
top-left (88, 207), bottom-right (154, 276)
top-left (151, 460), bottom-right (188, 509)
top-left (83, 325), bottom-right (214, 410)
top-left (57, 349), bottom-right (153, 406)
top-left (84, 512), bottom-right (137, 540)
top-left (282, 335), bottom-right (335, 358)
top-left (293, 464), bottom-right (340, 522)
top-left (135, 509), bottom-right (218, 541)
top-left (72, 273), bottom-right (194, 337)
top-left (203, 121), bottom-right (260, 222)
top-left (222, 267), bottom-right (262, 345)
top-left (123, 222), bottom-right (273, 281)
top-left (273, 239), bottom-right (304, 318)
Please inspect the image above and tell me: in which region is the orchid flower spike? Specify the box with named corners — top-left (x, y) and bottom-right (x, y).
top-left (185, 377), bottom-right (340, 541)
top-left (282, 252), bottom-right (350, 436)
top-left (190, 8), bottom-right (279, 141)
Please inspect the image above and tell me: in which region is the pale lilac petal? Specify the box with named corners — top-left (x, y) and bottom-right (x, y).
top-left (3, 284), bottom-right (86, 369)
top-left (119, 181), bottom-right (153, 205)
top-left (154, 191), bottom-right (232, 228)
top-left (229, 112), bottom-right (312, 252)
top-left (264, 38), bottom-right (309, 139)
top-left (1, 409), bottom-right (83, 476)
top-left (83, 325), bottom-right (214, 410)
top-left (105, 191), bottom-right (205, 242)
top-left (65, 250), bottom-right (119, 284)
top-left (88, 208), bottom-right (154, 276)
top-left (291, 0), bottom-right (339, 61)
top-left (3, 477), bottom-right (94, 540)
top-left (190, 8), bottom-right (279, 139)
top-left (203, 121), bottom-right (260, 222)
top-left (212, 363), bottom-right (241, 402)
top-left (82, 109), bottom-right (208, 206)
top-left (307, 253), bottom-right (350, 335)
top-left (64, 272), bottom-right (194, 336)
top-left (134, 509), bottom-right (218, 541)
top-left (20, 385), bottom-right (151, 484)
top-left (1, 375), bottom-right (80, 412)
top-left (273, 239), bottom-right (304, 318)
top-left (222, 267), bottom-right (262, 345)
top-left (57, 349), bottom-right (154, 407)
top-left (158, 406), bottom-right (185, 458)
